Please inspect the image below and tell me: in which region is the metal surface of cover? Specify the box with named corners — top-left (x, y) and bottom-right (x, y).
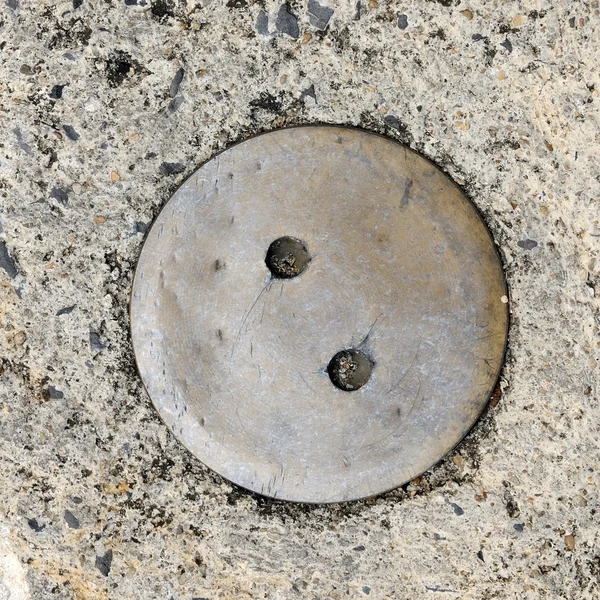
top-left (130, 126), bottom-right (509, 503)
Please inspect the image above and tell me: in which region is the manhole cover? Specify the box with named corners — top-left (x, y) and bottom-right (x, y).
top-left (130, 126), bottom-right (508, 503)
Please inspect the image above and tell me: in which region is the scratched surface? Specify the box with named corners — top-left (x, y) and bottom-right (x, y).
top-left (131, 126), bottom-right (508, 502)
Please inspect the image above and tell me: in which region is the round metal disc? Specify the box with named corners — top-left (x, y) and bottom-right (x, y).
top-left (131, 126), bottom-right (508, 503)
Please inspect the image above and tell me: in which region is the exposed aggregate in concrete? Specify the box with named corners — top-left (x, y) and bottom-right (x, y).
top-left (0, 0), bottom-right (599, 598)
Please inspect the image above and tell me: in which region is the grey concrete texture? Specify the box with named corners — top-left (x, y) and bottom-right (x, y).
top-left (0, 0), bottom-right (598, 598)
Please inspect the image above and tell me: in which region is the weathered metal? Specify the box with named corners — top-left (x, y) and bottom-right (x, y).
top-left (130, 126), bottom-right (508, 503)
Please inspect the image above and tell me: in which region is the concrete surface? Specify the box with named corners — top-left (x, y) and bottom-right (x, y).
top-left (0, 0), bottom-right (599, 599)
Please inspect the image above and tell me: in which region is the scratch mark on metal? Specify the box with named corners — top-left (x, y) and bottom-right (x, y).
top-left (399, 178), bottom-right (413, 210)
top-left (357, 381), bottom-right (423, 452)
top-left (233, 280), bottom-right (272, 354)
top-left (383, 337), bottom-right (423, 398)
top-left (297, 371), bottom-right (317, 396)
top-left (358, 312), bottom-right (385, 348)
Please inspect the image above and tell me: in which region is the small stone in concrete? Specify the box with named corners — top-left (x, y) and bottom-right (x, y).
top-left (354, 0), bottom-right (361, 20)
top-left (384, 115), bottom-right (408, 135)
top-left (275, 4), bottom-right (299, 39)
top-left (56, 305), bottom-right (76, 316)
top-left (256, 10), bottom-right (269, 35)
top-left (95, 549), bottom-right (113, 577)
top-left (63, 510), bottom-right (79, 529)
top-left (90, 332), bottom-right (106, 353)
top-left (169, 96), bottom-right (184, 112)
top-left (50, 187), bottom-right (69, 205)
top-left (308, 0), bottom-right (334, 30)
top-left (46, 386), bottom-right (64, 400)
top-left (449, 502), bottom-right (464, 515)
top-left (159, 162), bottom-right (185, 175)
top-left (13, 128), bottom-right (33, 155)
top-left (397, 13), bottom-right (408, 29)
top-left (49, 84), bottom-right (65, 99)
top-left (170, 68), bottom-right (184, 98)
top-left (27, 519), bottom-right (44, 532)
top-left (517, 239), bottom-right (538, 250)
top-left (63, 125), bottom-right (80, 141)
top-left (300, 84), bottom-right (317, 103)
top-left (0, 241), bottom-right (19, 278)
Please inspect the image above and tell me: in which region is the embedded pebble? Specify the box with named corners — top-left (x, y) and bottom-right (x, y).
top-left (308, 0), bottom-right (334, 31)
top-left (275, 4), bottom-right (299, 39)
